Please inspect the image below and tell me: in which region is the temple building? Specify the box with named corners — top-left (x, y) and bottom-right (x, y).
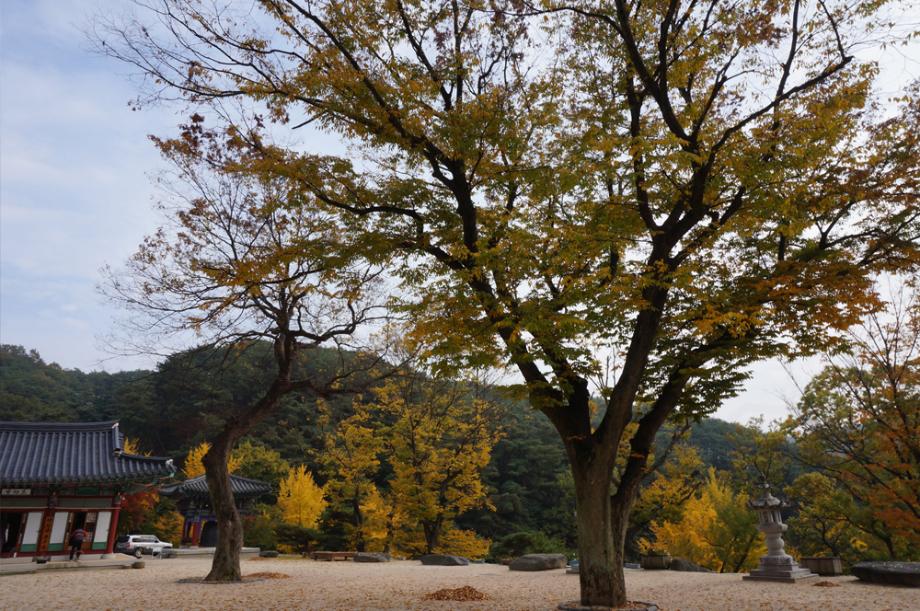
top-left (0, 421), bottom-right (175, 559)
top-left (160, 474), bottom-right (271, 547)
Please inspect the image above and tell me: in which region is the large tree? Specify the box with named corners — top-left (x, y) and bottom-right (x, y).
top-left (104, 125), bottom-right (386, 581)
top-left (99, 0), bottom-right (919, 604)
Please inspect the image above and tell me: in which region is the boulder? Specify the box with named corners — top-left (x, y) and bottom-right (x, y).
top-left (668, 557), bottom-right (712, 573)
top-left (851, 561), bottom-right (920, 587)
top-left (259, 550), bottom-right (279, 558)
top-left (509, 553), bottom-right (567, 571)
top-left (419, 554), bottom-right (469, 566)
top-left (354, 552), bottom-right (391, 563)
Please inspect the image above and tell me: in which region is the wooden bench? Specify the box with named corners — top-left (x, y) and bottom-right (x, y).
top-left (310, 551), bottom-right (356, 561)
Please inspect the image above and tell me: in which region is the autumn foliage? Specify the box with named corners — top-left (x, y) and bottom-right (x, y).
top-left (789, 289), bottom-right (920, 560)
top-left (183, 442), bottom-right (242, 478)
top-left (642, 468), bottom-right (765, 572)
top-left (278, 465), bottom-right (327, 529)
top-left (322, 374), bottom-right (501, 558)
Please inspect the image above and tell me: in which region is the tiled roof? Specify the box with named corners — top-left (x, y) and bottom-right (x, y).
top-left (160, 474), bottom-right (272, 500)
top-left (0, 421), bottom-right (175, 485)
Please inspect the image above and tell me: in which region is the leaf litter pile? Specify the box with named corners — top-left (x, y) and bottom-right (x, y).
top-left (423, 586), bottom-right (489, 601)
top-left (813, 580), bottom-right (840, 587)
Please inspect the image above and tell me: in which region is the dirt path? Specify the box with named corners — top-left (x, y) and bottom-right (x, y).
top-left (1, 556), bottom-right (915, 610)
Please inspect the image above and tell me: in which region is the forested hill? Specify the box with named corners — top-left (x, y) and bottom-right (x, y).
top-left (0, 345), bottom-right (154, 424)
top-left (0, 343), bottom-right (762, 542)
top-left (0, 343), bottom-right (354, 460)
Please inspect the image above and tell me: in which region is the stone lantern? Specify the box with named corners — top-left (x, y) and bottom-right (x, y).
top-left (743, 481), bottom-right (816, 583)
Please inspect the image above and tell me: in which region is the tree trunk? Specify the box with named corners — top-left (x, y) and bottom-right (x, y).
top-left (572, 460), bottom-right (630, 607)
top-left (352, 495), bottom-right (366, 552)
top-left (422, 517), bottom-right (442, 554)
top-left (202, 436), bottom-right (244, 582)
top-left (731, 534), bottom-right (758, 573)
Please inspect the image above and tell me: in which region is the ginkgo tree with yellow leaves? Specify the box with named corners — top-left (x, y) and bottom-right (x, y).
top-left (100, 0), bottom-right (920, 605)
top-left (322, 371), bottom-right (503, 558)
top-left (278, 465), bottom-right (327, 529)
top-left (318, 402), bottom-right (384, 551)
top-left (374, 376), bottom-right (502, 557)
top-left (641, 468), bottom-right (765, 573)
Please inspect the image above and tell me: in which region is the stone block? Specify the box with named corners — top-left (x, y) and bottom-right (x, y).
top-left (353, 552), bottom-right (390, 562)
top-left (509, 553), bottom-right (567, 571)
top-left (419, 554), bottom-right (469, 566)
top-left (669, 557), bottom-right (712, 572)
top-left (800, 557), bottom-right (842, 576)
top-left (640, 554), bottom-right (671, 570)
top-left (851, 561), bottom-right (920, 587)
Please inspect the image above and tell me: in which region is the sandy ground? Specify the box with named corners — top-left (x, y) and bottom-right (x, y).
top-left (0, 556), bottom-right (916, 611)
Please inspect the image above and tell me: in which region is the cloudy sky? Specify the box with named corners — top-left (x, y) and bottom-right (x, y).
top-left (1, 1), bottom-right (915, 424)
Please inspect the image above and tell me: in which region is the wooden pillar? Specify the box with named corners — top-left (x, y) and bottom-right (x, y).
top-left (105, 494), bottom-right (122, 555)
top-left (35, 511), bottom-right (52, 558)
top-left (36, 490), bottom-right (58, 558)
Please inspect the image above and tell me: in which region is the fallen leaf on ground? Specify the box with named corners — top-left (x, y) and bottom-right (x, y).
top-left (423, 586), bottom-right (489, 601)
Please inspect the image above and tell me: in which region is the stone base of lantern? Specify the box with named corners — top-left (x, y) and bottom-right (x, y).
top-left (744, 556), bottom-right (817, 583)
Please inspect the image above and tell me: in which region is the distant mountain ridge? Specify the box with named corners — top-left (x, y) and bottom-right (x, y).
top-left (1, 343), bottom-right (766, 546)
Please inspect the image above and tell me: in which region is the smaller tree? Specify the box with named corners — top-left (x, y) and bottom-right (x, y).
top-left (319, 403), bottom-right (383, 551)
top-left (791, 288), bottom-right (920, 559)
top-left (643, 469), bottom-right (764, 573)
top-left (785, 472), bottom-right (873, 565)
top-left (627, 445), bottom-right (705, 558)
top-left (103, 120), bottom-right (389, 581)
top-left (278, 465), bottom-right (327, 529)
top-left (232, 440), bottom-right (291, 494)
top-left (373, 375), bottom-right (502, 556)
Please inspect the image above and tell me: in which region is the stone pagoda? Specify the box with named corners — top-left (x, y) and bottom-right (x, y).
top-left (743, 481), bottom-right (816, 583)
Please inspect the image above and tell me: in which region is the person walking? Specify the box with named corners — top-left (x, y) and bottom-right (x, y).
top-left (68, 526), bottom-right (86, 561)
